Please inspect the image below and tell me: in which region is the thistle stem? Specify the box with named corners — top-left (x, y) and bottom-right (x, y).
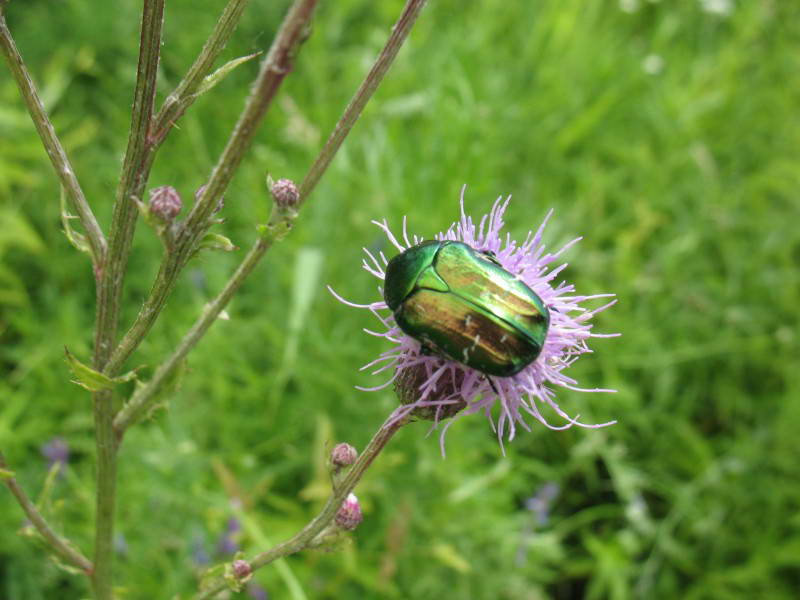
top-left (0, 14), bottom-right (106, 265)
top-left (151, 0), bottom-right (252, 147)
top-left (194, 415), bottom-right (407, 600)
top-left (91, 3), bottom-right (164, 598)
top-left (113, 208), bottom-right (296, 434)
top-left (104, 0), bottom-right (319, 376)
top-left (0, 452), bottom-right (93, 575)
top-left (299, 0), bottom-right (429, 203)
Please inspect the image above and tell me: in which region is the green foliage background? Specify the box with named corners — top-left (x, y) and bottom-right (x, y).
top-left (1, 0), bottom-right (799, 598)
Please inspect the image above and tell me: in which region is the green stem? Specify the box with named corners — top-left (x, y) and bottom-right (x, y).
top-left (113, 208), bottom-right (296, 434)
top-left (298, 0), bottom-right (429, 203)
top-left (195, 415), bottom-right (407, 600)
top-left (0, 452), bottom-right (93, 575)
top-left (0, 14), bottom-right (106, 265)
top-left (151, 0), bottom-right (252, 146)
top-left (91, 3), bottom-right (164, 598)
top-left (104, 0), bottom-right (319, 376)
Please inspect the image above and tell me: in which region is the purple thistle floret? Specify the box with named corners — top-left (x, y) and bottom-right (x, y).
top-left (331, 188), bottom-right (618, 452)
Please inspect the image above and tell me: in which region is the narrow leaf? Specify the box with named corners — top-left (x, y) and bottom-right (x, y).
top-left (64, 348), bottom-right (139, 391)
top-left (199, 232), bottom-right (238, 252)
top-left (59, 187), bottom-right (90, 255)
top-left (196, 52), bottom-right (261, 97)
top-left (0, 467), bottom-right (15, 480)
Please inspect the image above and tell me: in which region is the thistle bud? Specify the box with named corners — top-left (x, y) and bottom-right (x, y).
top-left (394, 363), bottom-right (467, 421)
top-left (270, 178), bottom-right (299, 210)
top-left (335, 493), bottom-right (363, 531)
top-left (231, 559), bottom-right (252, 579)
top-left (149, 186), bottom-right (182, 221)
top-left (331, 443), bottom-right (357, 468)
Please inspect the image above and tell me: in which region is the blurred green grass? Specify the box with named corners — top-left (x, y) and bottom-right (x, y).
top-left (1, 0), bottom-right (799, 598)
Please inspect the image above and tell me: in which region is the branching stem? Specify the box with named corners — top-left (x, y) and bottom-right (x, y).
top-left (0, 14), bottom-right (106, 264)
top-left (0, 453), bottom-right (93, 575)
top-left (194, 415), bottom-right (407, 600)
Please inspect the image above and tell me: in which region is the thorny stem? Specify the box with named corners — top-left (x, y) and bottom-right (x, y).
top-left (194, 415), bottom-right (407, 600)
top-left (151, 0), bottom-right (252, 147)
top-left (91, 3), bottom-right (164, 599)
top-left (113, 208), bottom-right (297, 433)
top-left (104, 0), bottom-right (319, 376)
top-left (299, 0), bottom-right (428, 203)
top-left (0, 452), bottom-right (93, 575)
top-left (0, 14), bottom-right (106, 264)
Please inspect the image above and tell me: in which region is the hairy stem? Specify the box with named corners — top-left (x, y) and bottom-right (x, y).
top-left (113, 207), bottom-right (296, 433)
top-left (195, 415), bottom-right (407, 600)
top-left (0, 453), bottom-right (93, 575)
top-left (151, 0), bottom-right (252, 146)
top-left (91, 3), bottom-right (164, 598)
top-left (0, 14), bottom-right (106, 264)
top-left (105, 0), bottom-right (319, 376)
top-left (299, 0), bottom-right (429, 203)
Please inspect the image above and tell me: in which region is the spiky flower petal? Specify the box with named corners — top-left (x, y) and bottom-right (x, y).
top-left (333, 188), bottom-right (618, 451)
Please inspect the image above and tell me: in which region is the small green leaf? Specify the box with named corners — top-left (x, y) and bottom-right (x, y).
top-left (199, 232), bottom-right (238, 252)
top-left (64, 348), bottom-right (139, 391)
top-left (59, 187), bottom-right (91, 255)
top-left (0, 467), bottom-right (15, 480)
top-left (196, 52), bottom-right (261, 97)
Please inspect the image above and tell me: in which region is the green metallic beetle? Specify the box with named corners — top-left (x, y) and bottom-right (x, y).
top-left (383, 240), bottom-right (550, 377)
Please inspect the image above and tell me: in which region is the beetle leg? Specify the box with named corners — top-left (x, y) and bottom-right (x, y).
top-left (486, 375), bottom-right (500, 396)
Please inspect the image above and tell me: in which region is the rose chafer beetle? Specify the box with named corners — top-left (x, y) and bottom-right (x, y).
top-left (383, 240), bottom-right (550, 377)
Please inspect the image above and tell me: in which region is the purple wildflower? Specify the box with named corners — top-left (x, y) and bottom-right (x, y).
top-left (526, 482), bottom-right (560, 526)
top-left (41, 437), bottom-right (69, 470)
top-left (190, 534), bottom-right (211, 566)
top-left (248, 583), bottom-right (269, 600)
top-left (331, 188), bottom-right (618, 451)
top-left (216, 517), bottom-right (241, 555)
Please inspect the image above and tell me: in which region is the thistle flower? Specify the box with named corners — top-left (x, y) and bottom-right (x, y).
top-left (149, 185), bottom-right (182, 221)
top-left (331, 188), bottom-right (618, 451)
top-left (331, 442), bottom-right (358, 468)
top-left (335, 493), bottom-right (363, 531)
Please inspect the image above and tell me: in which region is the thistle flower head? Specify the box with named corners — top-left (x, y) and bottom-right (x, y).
top-left (231, 559), bottom-right (253, 579)
top-left (331, 442), bottom-right (358, 468)
top-left (270, 178), bottom-right (300, 210)
top-left (149, 185), bottom-right (182, 221)
top-left (331, 188), bottom-right (618, 452)
top-left (335, 493), bottom-right (363, 531)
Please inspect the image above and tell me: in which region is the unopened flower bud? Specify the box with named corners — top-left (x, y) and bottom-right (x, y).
top-left (232, 559), bottom-right (252, 579)
top-left (394, 363), bottom-right (467, 421)
top-left (149, 186), bottom-right (182, 221)
top-left (335, 493), bottom-right (363, 531)
top-left (270, 178), bottom-right (299, 210)
top-left (331, 443), bottom-right (357, 468)
top-left (195, 184), bottom-right (225, 214)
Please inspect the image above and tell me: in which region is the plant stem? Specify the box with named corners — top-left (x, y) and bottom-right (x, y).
top-left (113, 208), bottom-right (296, 434)
top-left (0, 452), bottom-right (93, 575)
top-left (91, 3), bottom-right (164, 598)
top-left (151, 0), bottom-right (252, 147)
top-left (0, 14), bottom-right (106, 265)
top-left (298, 0), bottom-right (428, 203)
top-left (107, 0), bottom-right (427, 377)
top-left (104, 0), bottom-right (319, 376)
top-left (195, 415), bottom-right (407, 600)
